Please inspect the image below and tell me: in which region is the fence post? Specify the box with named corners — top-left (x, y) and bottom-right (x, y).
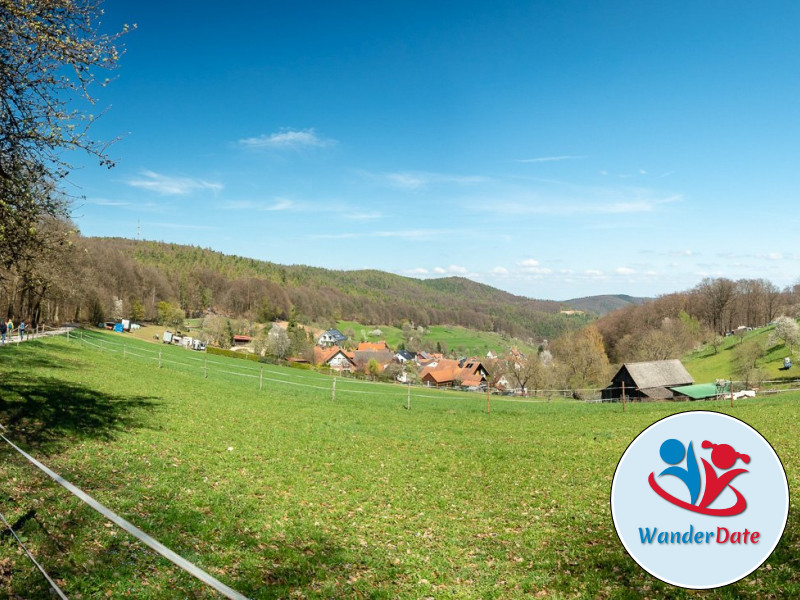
top-left (259, 367), bottom-right (263, 391)
top-left (487, 387), bottom-right (490, 414)
top-left (332, 377), bottom-right (336, 402)
top-left (158, 350), bottom-right (162, 369)
top-left (123, 343), bottom-right (126, 359)
top-left (204, 357), bottom-right (208, 379)
top-left (622, 381), bottom-right (626, 412)
top-left (407, 384), bottom-right (411, 410)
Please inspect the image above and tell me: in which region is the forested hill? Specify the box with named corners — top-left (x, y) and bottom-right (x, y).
top-left (561, 294), bottom-right (651, 316)
top-left (80, 237), bottom-right (592, 341)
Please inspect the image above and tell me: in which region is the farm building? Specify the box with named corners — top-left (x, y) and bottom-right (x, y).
top-left (601, 359), bottom-right (694, 401)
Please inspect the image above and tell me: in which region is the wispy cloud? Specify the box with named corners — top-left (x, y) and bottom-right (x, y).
top-left (615, 267), bottom-right (636, 275)
top-left (363, 170), bottom-right (488, 191)
top-left (407, 267), bottom-right (429, 275)
top-left (221, 198), bottom-right (294, 211)
top-left (491, 190), bottom-right (682, 216)
top-left (238, 128), bottom-right (334, 150)
top-left (515, 155), bottom-right (589, 163)
top-left (517, 258), bottom-right (552, 275)
top-left (492, 266), bottom-right (509, 275)
top-left (87, 198), bottom-right (131, 207)
top-left (345, 211), bottom-right (385, 221)
top-left (127, 170), bottom-right (222, 196)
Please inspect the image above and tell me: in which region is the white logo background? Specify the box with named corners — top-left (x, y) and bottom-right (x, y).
top-left (611, 411), bottom-right (789, 589)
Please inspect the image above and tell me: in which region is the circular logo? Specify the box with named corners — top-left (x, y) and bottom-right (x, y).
top-left (610, 411), bottom-right (789, 589)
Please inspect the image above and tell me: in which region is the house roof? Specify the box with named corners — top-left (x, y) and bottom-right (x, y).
top-left (357, 341), bottom-right (388, 351)
top-left (671, 382), bottom-right (728, 400)
top-left (421, 358), bottom-right (488, 386)
top-left (313, 345), bottom-right (355, 366)
top-left (320, 329), bottom-right (347, 340)
top-left (619, 360), bottom-right (694, 389)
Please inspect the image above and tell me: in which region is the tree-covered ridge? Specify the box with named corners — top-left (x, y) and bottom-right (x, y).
top-left (31, 236), bottom-right (591, 341)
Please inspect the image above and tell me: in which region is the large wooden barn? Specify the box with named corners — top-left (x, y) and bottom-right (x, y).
top-left (601, 359), bottom-right (694, 401)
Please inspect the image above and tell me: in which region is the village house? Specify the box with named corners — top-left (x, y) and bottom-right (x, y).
top-left (602, 359), bottom-right (694, 401)
top-left (317, 329), bottom-right (347, 347)
top-left (420, 358), bottom-right (490, 389)
top-left (313, 345), bottom-right (356, 372)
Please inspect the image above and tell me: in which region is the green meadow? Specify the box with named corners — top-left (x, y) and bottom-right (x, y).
top-left (335, 320), bottom-right (535, 355)
top-left (0, 331), bottom-right (798, 598)
top-left (683, 324), bottom-right (798, 384)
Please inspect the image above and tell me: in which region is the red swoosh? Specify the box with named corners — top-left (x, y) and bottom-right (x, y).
top-left (648, 472), bottom-right (747, 516)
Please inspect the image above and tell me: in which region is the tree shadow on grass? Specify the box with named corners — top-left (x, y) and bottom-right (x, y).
top-left (546, 508), bottom-right (800, 599)
top-left (0, 371), bottom-right (161, 454)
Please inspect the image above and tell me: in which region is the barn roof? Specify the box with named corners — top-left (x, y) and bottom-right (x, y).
top-left (620, 360), bottom-right (694, 389)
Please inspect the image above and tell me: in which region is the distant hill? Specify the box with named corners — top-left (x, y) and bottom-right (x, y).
top-left (561, 294), bottom-right (651, 316)
top-left (79, 237), bottom-right (595, 342)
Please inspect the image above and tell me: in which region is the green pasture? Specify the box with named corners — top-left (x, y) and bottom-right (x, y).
top-left (335, 320), bottom-right (534, 355)
top-left (684, 325), bottom-right (799, 384)
top-left (0, 331), bottom-right (798, 598)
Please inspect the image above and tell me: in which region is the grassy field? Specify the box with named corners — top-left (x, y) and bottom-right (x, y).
top-left (336, 320), bottom-right (535, 355)
top-left (0, 331), bottom-right (798, 598)
top-left (683, 324), bottom-right (800, 384)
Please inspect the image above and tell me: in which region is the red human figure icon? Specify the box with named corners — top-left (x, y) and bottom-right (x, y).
top-left (698, 441), bottom-right (750, 511)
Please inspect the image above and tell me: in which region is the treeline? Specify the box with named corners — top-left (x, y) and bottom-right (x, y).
top-left (0, 231), bottom-right (590, 341)
top-left (597, 277), bottom-right (797, 364)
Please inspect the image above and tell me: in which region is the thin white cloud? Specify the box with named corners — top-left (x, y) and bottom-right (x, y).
top-left (615, 267), bottom-right (636, 275)
top-left (428, 265), bottom-right (469, 275)
top-left (516, 258), bottom-right (551, 274)
top-left (345, 211), bottom-right (384, 220)
top-left (492, 266), bottom-right (509, 275)
top-left (515, 155), bottom-right (589, 163)
top-left (265, 198), bottom-right (293, 211)
top-left (127, 170), bottom-right (222, 196)
top-left (493, 191), bottom-right (682, 216)
top-left (407, 268), bottom-right (429, 275)
top-left (364, 170), bottom-right (488, 190)
top-left (87, 198), bottom-right (131, 207)
top-left (238, 128), bottom-right (334, 150)
top-left (585, 269), bottom-right (604, 276)
top-left (517, 258), bottom-right (540, 268)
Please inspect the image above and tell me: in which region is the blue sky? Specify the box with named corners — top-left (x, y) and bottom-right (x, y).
top-left (70, 1), bottom-right (800, 300)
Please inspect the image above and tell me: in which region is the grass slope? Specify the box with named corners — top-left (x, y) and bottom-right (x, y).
top-left (336, 320), bottom-right (536, 355)
top-left (683, 325), bottom-right (798, 384)
top-left (0, 332), bottom-right (798, 598)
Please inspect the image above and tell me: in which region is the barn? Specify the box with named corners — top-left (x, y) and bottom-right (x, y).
top-left (602, 359), bottom-right (694, 401)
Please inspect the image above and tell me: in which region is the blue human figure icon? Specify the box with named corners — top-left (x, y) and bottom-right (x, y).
top-left (658, 439), bottom-right (701, 505)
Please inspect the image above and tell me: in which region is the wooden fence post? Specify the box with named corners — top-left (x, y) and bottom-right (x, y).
top-left (622, 381), bottom-right (626, 412)
top-left (332, 377), bottom-right (336, 401)
top-left (259, 367), bottom-right (263, 391)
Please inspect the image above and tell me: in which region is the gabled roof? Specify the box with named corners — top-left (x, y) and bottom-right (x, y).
top-left (619, 360), bottom-right (694, 389)
top-left (357, 341), bottom-right (388, 351)
top-left (320, 329), bottom-right (347, 340)
top-left (313, 345), bottom-right (355, 366)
